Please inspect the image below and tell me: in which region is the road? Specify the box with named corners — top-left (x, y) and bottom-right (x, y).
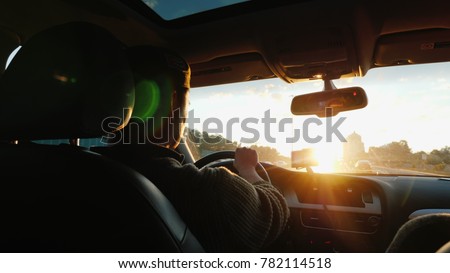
top-left (371, 166), bottom-right (440, 176)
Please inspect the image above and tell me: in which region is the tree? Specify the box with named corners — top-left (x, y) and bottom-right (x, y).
top-left (426, 148), bottom-right (448, 165)
top-left (185, 129), bottom-right (290, 166)
top-left (185, 129), bottom-right (238, 158)
top-left (249, 144), bottom-right (290, 165)
top-left (368, 140), bottom-right (412, 166)
top-left (436, 146), bottom-right (450, 164)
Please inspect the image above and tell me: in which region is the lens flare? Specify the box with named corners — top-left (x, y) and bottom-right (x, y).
top-left (134, 80), bottom-right (161, 119)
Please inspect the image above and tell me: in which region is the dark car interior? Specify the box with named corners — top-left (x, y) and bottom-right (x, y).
top-left (0, 0), bottom-right (449, 253)
top-left (0, 21), bottom-right (203, 252)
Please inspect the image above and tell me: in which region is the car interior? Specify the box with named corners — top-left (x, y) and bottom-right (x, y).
top-left (0, 0), bottom-right (449, 253)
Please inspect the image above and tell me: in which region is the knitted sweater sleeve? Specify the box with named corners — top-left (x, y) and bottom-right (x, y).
top-left (176, 163), bottom-right (290, 252)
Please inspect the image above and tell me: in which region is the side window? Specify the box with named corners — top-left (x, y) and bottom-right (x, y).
top-left (33, 138), bottom-right (108, 148)
top-left (5, 46), bottom-right (21, 70)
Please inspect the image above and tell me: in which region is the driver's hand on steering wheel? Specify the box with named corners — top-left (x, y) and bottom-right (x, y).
top-left (234, 147), bottom-right (265, 183)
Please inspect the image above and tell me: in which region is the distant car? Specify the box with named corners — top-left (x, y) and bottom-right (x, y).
top-left (275, 160), bottom-right (288, 167)
top-left (355, 160), bottom-right (372, 170)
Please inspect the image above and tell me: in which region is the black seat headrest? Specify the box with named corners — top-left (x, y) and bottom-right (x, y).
top-left (0, 22), bottom-right (134, 140)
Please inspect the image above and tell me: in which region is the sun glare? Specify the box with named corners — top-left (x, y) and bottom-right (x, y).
top-left (312, 145), bottom-right (341, 173)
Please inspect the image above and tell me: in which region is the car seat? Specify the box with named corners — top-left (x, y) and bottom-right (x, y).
top-left (0, 22), bottom-right (203, 252)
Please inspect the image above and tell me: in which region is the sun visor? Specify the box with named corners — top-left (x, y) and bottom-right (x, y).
top-left (374, 29), bottom-right (450, 66)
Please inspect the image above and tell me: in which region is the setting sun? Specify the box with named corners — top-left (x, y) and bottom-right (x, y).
top-left (312, 145), bottom-right (341, 173)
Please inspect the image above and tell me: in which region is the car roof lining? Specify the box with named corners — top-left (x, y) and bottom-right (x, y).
top-left (0, 1), bottom-right (449, 87)
top-left (122, 0), bottom-right (317, 28)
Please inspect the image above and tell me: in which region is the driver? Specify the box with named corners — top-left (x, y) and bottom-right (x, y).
top-left (100, 45), bottom-right (289, 252)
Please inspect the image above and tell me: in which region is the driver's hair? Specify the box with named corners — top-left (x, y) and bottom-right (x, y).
top-left (111, 45), bottom-right (190, 146)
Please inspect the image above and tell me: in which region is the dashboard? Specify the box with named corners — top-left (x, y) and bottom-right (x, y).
top-left (266, 165), bottom-right (450, 252)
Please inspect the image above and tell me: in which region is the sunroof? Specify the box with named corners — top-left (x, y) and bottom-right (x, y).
top-left (141, 0), bottom-right (248, 20)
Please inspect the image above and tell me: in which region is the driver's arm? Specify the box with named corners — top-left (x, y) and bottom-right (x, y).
top-left (151, 148), bottom-right (289, 252)
top-left (191, 147), bottom-right (289, 251)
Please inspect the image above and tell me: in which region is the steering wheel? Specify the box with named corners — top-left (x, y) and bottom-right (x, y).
top-left (194, 150), bottom-right (271, 183)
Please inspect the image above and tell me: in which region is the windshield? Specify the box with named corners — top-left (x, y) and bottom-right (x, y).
top-left (186, 62), bottom-right (450, 176)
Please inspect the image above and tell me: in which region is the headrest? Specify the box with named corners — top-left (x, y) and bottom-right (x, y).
top-left (0, 22), bottom-right (134, 140)
top-left (126, 46), bottom-right (190, 120)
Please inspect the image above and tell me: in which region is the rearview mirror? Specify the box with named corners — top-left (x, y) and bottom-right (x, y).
top-left (291, 87), bottom-right (368, 117)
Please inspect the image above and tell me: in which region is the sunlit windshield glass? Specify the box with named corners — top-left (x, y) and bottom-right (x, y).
top-left (186, 62), bottom-right (450, 176)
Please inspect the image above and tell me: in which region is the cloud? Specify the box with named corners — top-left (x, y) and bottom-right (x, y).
top-left (345, 77), bottom-right (354, 84)
top-left (208, 92), bottom-right (233, 100)
top-left (270, 93), bottom-right (284, 101)
top-left (264, 83), bottom-right (275, 91)
top-left (431, 78), bottom-right (450, 91)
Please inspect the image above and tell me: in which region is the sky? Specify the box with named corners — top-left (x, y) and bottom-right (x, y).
top-left (188, 62), bottom-right (450, 159)
top-left (142, 0), bottom-right (247, 20)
